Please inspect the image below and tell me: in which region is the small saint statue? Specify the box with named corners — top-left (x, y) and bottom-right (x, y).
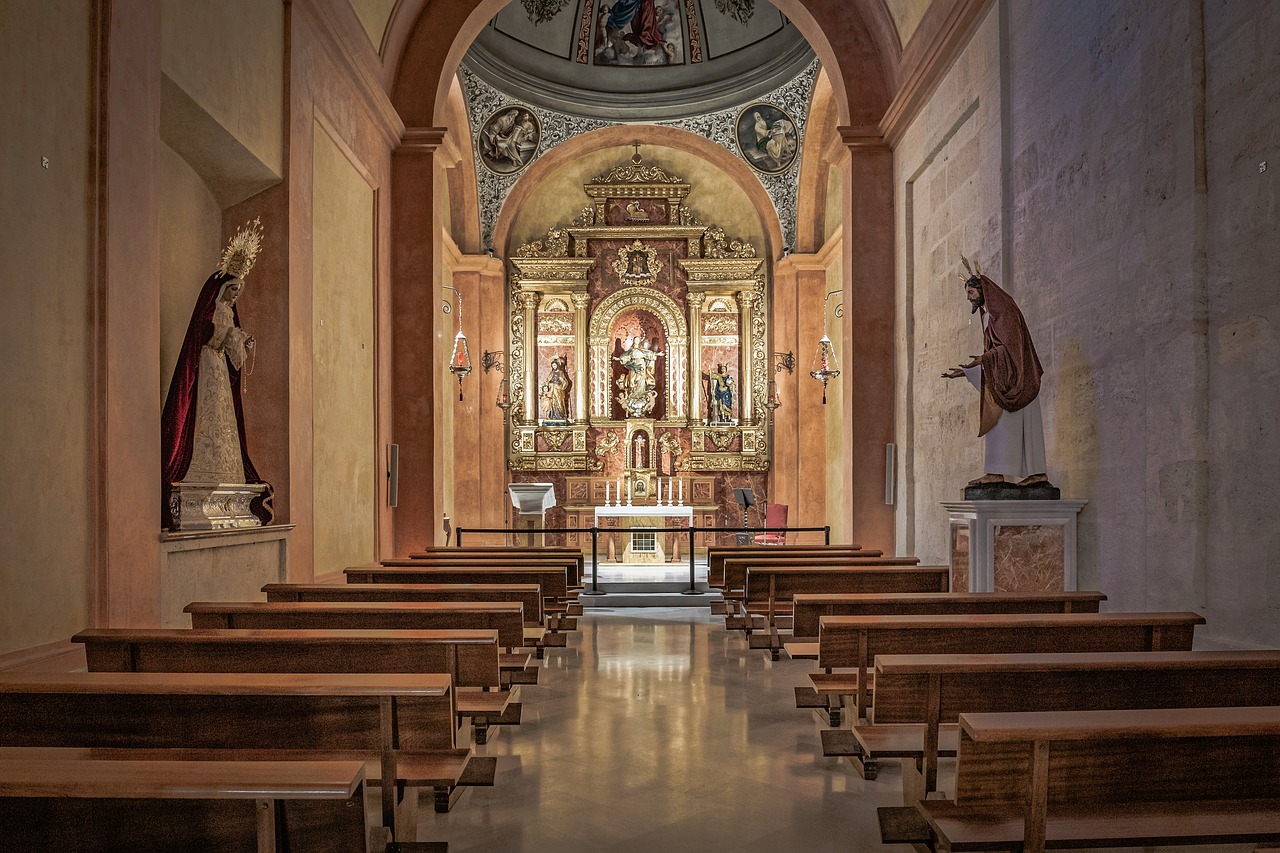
top-left (539, 355), bottom-right (571, 423)
top-left (709, 363), bottom-right (735, 423)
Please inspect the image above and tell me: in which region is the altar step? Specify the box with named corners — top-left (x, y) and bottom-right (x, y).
top-left (580, 588), bottom-right (721, 607)
top-left (579, 564), bottom-right (720, 607)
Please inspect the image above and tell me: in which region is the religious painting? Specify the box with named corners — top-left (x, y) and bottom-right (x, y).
top-left (478, 106), bottom-right (541, 175)
top-left (735, 103), bottom-right (798, 174)
top-left (593, 0), bottom-right (686, 67)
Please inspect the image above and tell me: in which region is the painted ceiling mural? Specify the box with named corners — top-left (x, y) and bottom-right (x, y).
top-left (462, 55), bottom-right (817, 251)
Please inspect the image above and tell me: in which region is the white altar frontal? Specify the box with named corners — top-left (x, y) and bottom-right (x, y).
top-left (594, 504), bottom-right (693, 564)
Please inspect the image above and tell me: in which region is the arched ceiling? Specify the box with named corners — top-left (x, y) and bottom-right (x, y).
top-left (462, 0), bottom-right (816, 121)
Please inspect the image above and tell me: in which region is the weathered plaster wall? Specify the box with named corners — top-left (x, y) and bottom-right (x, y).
top-left (348, 0), bottom-right (396, 51)
top-left (0, 0), bottom-right (94, 656)
top-left (898, 0), bottom-right (1280, 648)
top-left (161, 0), bottom-right (284, 178)
top-left (312, 123), bottom-right (377, 575)
top-left (159, 144), bottom-right (221, 401)
top-left (893, 5), bottom-right (1003, 562)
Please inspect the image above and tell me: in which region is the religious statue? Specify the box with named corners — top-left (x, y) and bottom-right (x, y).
top-left (161, 219), bottom-right (273, 529)
top-left (709, 363), bottom-right (735, 423)
top-left (539, 355), bottom-right (571, 423)
top-left (942, 257), bottom-right (1050, 489)
top-left (614, 335), bottom-right (662, 417)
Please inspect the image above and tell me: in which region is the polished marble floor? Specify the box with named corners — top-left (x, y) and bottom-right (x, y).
top-left (422, 607), bottom-right (914, 852)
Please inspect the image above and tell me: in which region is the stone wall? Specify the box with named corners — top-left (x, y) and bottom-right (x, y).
top-left (898, 0), bottom-right (1280, 648)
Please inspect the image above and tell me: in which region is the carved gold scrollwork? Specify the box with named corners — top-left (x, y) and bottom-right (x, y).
top-left (708, 429), bottom-right (736, 450)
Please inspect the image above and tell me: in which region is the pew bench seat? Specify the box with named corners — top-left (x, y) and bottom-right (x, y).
top-left (917, 797), bottom-right (1280, 851)
top-left (820, 723), bottom-right (959, 781)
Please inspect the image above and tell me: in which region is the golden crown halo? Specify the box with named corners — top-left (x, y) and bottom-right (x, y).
top-left (219, 217), bottom-right (264, 280)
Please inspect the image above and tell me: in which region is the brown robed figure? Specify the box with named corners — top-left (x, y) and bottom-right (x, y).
top-left (944, 261), bottom-right (1049, 487)
top-left (972, 274), bottom-right (1043, 437)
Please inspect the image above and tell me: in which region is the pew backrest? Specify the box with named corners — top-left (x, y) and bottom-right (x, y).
top-left (262, 582), bottom-right (545, 626)
top-left (183, 600), bottom-right (526, 649)
top-left (725, 557), bottom-right (922, 598)
top-left (345, 566), bottom-right (570, 601)
top-left (791, 591), bottom-right (1107, 639)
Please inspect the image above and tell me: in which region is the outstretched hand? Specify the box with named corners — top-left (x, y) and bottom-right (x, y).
top-left (941, 367), bottom-right (964, 379)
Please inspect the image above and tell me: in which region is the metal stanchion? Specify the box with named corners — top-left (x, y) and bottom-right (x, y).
top-left (681, 523), bottom-right (700, 595)
top-left (581, 526), bottom-right (606, 596)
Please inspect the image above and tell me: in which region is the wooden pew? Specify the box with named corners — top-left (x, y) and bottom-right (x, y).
top-left (723, 557), bottom-right (925, 630)
top-left (853, 649), bottom-right (1280, 793)
top-left (73, 627), bottom-right (517, 743)
top-left (738, 565), bottom-right (950, 658)
top-left (791, 591), bottom-right (1107, 641)
top-left (409, 546), bottom-right (584, 581)
top-left (0, 749), bottom-right (390, 852)
top-left (916, 706), bottom-right (1280, 853)
top-left (261, 583), bottom-right (542, 684)
top-left (705, 544), bottom-right (873, 589)
top-left (0, 671), bottom-right (471, 837)
top-left (806, 611), bottom-right (1205, 725)
top-left (385, 554), bottom-right (584, 591)
top-left (185, 600), bottom-right (529, 651)
top-left (345, 566), bottom-right (576, 645)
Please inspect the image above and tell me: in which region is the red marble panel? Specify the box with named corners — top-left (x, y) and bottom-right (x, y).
top-left (589, 427), bottom-right (626, 477)
top-left (586, 238), bottom-right (688, 306)
top-left (604, 198), bottom-right (670, 226)
top-left (993, 524), bottom-right (1065, 592)
top-left (951, 523), bottom-right (970, 593)
top-left (656, 428), bottom-right (691, 476)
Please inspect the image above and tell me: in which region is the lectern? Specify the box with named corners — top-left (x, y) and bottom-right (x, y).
top-left (508, 483), bottom-right (556, 546)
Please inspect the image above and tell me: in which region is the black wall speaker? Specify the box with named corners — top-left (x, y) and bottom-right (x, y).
top-left (387, 444), bottom-right (399, 508)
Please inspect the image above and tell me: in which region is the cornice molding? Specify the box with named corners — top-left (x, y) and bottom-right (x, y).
top-left (839, 125), bottom-right (890, 152)
top-left (776, 224), bottom-right (842, 273)
top-left (399, 126), bottom-right (448, 153)
top-left (880, 0), bottom-right (994, 145)
top-left (297, 0), bottom-right (404, 148)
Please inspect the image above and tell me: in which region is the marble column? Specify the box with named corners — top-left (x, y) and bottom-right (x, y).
top-left (687, 292), bottom-right (705, 423)
top-left (737, 290), bottom-right (757, 425)
top-left (521, 290), bottom-right (541, 423)
top-left (571, 291), bottom-right (590, 423)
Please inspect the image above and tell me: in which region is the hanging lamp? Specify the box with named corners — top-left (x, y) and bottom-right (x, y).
top-left (442, 285), bottom-right (472, 400)
top-left (809, 289), bottom-right (843, 404)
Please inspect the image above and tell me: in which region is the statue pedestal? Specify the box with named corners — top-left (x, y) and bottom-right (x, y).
top-left (508, 483), bottom-right (557, 546)
top-left (168, 481), bottom-right (268, 531)
top-left (942, 500), bottom-right (1087, 593)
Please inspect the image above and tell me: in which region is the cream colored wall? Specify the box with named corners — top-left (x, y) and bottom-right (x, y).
top-left (507, 144), bottom-right (765, 253)
top-left (159, 144), bottom-right (222, 402)
top-left (440, 263), bottom-right (457, 524)
top-left (0, 0), bottom-right (94, 655)
top-left (823, 261), bottom-right (850, 544)
top-left (312, 124), bottom-right (377, 574)
top-left (161, 0), bottom-right (284, 178)
top-left (348, 0), bottom-right (396, 51)
top-left (892, 5), bottom-right (1001, 563)
top-left (884, 0), bottom-right (929, 47)
top-left (823, 166), bottom-right (843, 244)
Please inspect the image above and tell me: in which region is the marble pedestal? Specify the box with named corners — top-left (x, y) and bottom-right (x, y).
top-left (943, 500), bottom-right (1087, 593)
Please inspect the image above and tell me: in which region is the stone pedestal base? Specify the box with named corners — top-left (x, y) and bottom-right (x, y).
top-left (159, 525), bottom-right (291, 627)
top-left (513, 512), bottom-right (546, 547)
top-left (168, 482), bottom-right (267, 531)
top-left (943, 500), bottom-right (1087, 593)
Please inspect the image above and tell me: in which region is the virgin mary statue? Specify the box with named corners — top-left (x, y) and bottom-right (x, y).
top-left (160, 219), bottom-right (273, 530)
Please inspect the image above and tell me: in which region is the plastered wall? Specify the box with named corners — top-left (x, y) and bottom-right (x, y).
top-left (159, 144), bottom-right (222, 402)
top-left (0, 0), bottom-right (95, 655)
top-left (897, 0), bottom-right (1280, 648)
top-left (312, 122), bottom-right (377, 575)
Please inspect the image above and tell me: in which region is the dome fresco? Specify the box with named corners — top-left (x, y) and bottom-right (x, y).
top-left (464, 0), bottom-right (815, 121)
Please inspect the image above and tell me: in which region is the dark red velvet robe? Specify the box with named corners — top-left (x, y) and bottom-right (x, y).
top-left (160, 271), bottom-right (271, 528)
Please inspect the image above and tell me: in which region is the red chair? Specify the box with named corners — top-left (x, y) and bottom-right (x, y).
top-left (753, 503), bottom-right (788, 545)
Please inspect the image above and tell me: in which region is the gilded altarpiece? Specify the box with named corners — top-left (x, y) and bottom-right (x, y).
top-left (506, 155), bottom-right (770, 545)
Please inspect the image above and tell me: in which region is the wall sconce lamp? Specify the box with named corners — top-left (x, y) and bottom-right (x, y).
top-left (764, 379), bottom-right (782, 412)
top-left (772, 351), bottom-right (795, 375)
top-left (482, 351), bottom-right (506, 374)
top-left (441, 285), bottom-right (472, 401)
top-left (810, 289), bottom-right (843, 404)
top-left (495, 378), bottom-right (513, 413)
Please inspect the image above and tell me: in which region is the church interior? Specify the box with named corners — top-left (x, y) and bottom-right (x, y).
top-left (2, 0), bottom-right (1279, 849)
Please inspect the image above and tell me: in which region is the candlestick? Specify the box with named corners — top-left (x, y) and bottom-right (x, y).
top-left (678, 475), bottom-right (683, 505)
top-left (605, 481), bottom-right (611, 506)
top-left (627, 478), bottom-right (632, 505)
